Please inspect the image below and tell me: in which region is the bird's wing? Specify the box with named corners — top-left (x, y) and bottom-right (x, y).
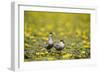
top-left (54, 43), bottom-right (60, 48)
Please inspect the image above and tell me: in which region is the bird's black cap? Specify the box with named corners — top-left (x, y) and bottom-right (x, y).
top-left (60, 40), bottom-right (64, 43)
top-left (49, 32), bottom-right (53, 34)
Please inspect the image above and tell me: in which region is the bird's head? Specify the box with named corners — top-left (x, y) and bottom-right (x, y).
top-left (49, 32), bottom-right (53, 37)
top-left (60, 40), bottom-right (64, 43)
top-left (49, 32), bottom-right (53, 34)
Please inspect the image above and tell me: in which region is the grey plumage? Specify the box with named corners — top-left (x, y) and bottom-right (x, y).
top-left (54, 40), bottom-right (65, 51)
top-left (45, 32), bottom-right (53, 52)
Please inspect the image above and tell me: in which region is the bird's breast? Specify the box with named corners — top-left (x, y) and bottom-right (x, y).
top-left (48, 39), bottom-right (53, 44)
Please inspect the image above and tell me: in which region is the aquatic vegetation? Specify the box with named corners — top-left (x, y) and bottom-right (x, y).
top-left (24, 11), bottom-right (90, 62)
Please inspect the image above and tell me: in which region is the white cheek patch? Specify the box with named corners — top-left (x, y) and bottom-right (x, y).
top-left (60, 42), bottom-right (64, 47)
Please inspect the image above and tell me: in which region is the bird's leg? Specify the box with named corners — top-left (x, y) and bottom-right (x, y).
top-left (56, 51), bottom-right (62, 59)
top-left (47, 50), bottom-right (51, 53)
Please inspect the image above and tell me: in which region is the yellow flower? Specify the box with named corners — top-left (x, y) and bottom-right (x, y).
top-left (30, 36), bottom-right (35, 39)
top-left (87, 42), bottom-right (90, 45)
top-left (83, 40), bottom-right (90, 47)
top-left (76, 29), bottom-right (81, 37)
top-left (82, 35), bottom-right (88, 40)
top-left (40, 52), bottom-right (45, 55)
top-left (81, 51), bottom-right (85, 54)
top-left (25, 43), bottom-right (30, 48)
top-left (41, 47), bottom-right (46, 50)
top-left (36, 52), bottom-right (40, 55)
top-left (61, 51), bottom-right (66, 55)
top-left (71, 43), bottom-right (76, 46)
top-left (84, 44), bottom-right (90, 49)
top-left (47, 57), bottom-right (54, 60)
top-left (24, 32), bottom-right (30, 37)
top-left (62, 54), bottom-right (72, 59)
top-left (45, 51), bottom-right (48, 54)
top-left (42, 37), bottom-right (48, 41)
top-left (44, 42), bottom-right (47, 44)
top-left (83, 40), bottom-right (87, 44)
top-left (32, 39), bottom-right (36, 42)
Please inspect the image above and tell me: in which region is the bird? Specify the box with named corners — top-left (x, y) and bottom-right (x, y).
top-left (54, 40), bottom-right (65, 52)
top-left (44, 32), bottom-right (54, 52)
